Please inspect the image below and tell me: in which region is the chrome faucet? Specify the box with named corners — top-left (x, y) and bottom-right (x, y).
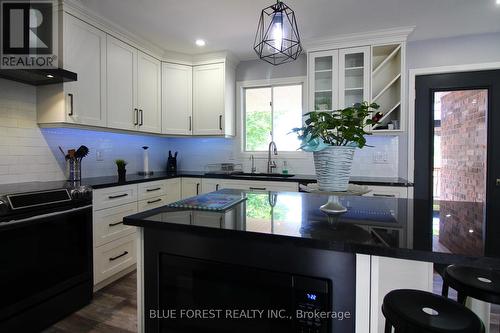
top-left (267, 140), bottom-right (278, 174)
top-left (250, 154), bottom-right (256, 173)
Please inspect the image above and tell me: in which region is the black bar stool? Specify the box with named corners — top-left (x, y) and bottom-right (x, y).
top-left (382, 289), bottom-right (484, 333)
top-left (442, 265), bottom-right (500, 305)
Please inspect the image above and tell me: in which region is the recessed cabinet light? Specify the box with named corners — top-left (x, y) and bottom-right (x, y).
top-left (46, 74), bottom-right (54, 78)
top-left (195, 39), bottom-right (206, 47)
top-left (497, 0), bottom-right (500, 5)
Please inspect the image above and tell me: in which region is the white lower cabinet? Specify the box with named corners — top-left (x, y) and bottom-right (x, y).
top-left (364, 185), bottom-right (408, 198)
top-left (181, 178), bottom-right (202, 199)
top-left (138, 195), bottom-right (168, 211)
top-left (200, 178), bottom-right (299, 194)
top-left (93, 202), bottom-right (137, 247)
top-left (93, 179), bottom-right (181, 290)
top-left (355, 254), bottom-right (433, 333)
top-left (93, 232), bottom-right (137, 285)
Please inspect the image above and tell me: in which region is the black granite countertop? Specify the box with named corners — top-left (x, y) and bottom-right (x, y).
top-left (79, 171), bottom-right (411, 190)
top-left (124, 189), bottom-right (499, 268)
top-left (0, 172), bottom-right (410, 195)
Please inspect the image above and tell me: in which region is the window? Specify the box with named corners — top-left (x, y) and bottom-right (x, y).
top-left (243, 83), bottom-right (303, 152)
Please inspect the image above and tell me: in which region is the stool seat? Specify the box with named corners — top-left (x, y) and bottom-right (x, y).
top-left (443, 265), bottom-right (500, 305)
top-left (382, 289), bottom-right (484, 333)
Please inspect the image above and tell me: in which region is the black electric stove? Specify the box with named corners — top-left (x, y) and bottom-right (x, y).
top-left (0, 181), bottom-right (93, 332)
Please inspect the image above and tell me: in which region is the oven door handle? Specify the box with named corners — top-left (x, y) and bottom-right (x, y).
top-left (1, 204), bottom-right (92, 226)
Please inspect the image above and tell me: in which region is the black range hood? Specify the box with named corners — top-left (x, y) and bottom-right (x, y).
top-left (0, 68), bottom-right (77, 86)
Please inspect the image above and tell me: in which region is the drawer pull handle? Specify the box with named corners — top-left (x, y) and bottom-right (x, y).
top-left (147, 198), bottom-right (162, 204)
top-left (249, 187), bottom-right (266, 191)
top-left (109, 221), bottom-right (123, 227)
top-left (108, 193), bottom-right (128, 199)
top-left (146, 187), bottom-right (162, 192)
top-left (109, 251), bottom-right (128, 261)
top-left (373, 193), bottom-right (396, 198)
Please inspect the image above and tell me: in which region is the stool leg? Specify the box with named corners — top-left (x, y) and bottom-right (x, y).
top-left (384, 320), bottom-right (392, 333)
top-left (441, 281), bottom-right (449, 298)
top-left (457, 292), bottom-right (467, 305)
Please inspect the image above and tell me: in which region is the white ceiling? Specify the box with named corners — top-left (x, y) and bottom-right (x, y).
top-left (78, 0), bottom-right (500, 60)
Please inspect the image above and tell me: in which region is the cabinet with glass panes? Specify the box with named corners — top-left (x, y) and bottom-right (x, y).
top-left (308, 42), bottom-right (404, 134)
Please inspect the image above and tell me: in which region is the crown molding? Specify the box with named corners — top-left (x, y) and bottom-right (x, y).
top-left (304, 26), bottom-right (416, 52)
top-left (60, 0), bottom-right (240, 66)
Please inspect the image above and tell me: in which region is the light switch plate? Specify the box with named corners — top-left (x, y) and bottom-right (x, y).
top-left (372, 151), bottom-right (389, 164)
top-left (96, 150), bottom-right (104, 161)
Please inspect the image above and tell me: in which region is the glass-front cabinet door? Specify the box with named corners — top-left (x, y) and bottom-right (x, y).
top-left (338, 46), bottom-right (370, 108)
top-left (308, 50), bottom-right (339, 112)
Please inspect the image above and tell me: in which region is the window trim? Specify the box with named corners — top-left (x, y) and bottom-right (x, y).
top-left (237, 76), bottom-right (309, 158)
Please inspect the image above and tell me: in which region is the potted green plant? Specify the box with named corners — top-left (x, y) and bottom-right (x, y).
top-left (292, 102), bottom-right (379, 191)
top-left (115, 159), bottom-right (128, 182)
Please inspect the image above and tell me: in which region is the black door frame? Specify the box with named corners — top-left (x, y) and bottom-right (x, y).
top-left (414, 70), bottom-right (500, 257)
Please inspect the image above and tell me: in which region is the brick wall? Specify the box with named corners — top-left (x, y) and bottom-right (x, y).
top-left (438, 90), bottom-right (487, 255)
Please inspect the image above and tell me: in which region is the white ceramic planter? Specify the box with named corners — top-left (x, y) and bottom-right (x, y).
top-left (313, 146), bottom-right (355, 192)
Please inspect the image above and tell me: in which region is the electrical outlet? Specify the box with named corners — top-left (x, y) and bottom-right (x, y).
top-left (372, 151), bottom-right (389, 164)
top-left (96, 150), bottom-right (104, 161)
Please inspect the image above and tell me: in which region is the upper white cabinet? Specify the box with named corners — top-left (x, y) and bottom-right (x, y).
top-left (106, 35), bottom-right (138, 131)
top-left (338, 46), bottom-right (370, 108)
top-left (306, 28), bottom-right (410, 134)
top-left (137, 51), bottom-right (161, 133)
top-left (106, 36), bottom-right (161, 133)
top-left (308, 50), bottom-right (339, 112)
top-left (37, 6), bottom-right (236, 137)
top-left (192, 63), bottom-right (235, 136)
top-left (162, 63), bottom-right (193, 135)
top-left (37, 13), bottom-right (106, 126)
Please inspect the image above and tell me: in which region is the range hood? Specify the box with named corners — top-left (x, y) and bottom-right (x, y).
top-left (0, 68), bottom-right (77, 86)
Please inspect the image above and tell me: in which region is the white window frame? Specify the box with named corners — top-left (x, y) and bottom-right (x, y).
top-left (237, 76), bottom-right (309, 158)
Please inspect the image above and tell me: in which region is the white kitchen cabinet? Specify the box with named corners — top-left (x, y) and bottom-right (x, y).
top-left (338, 46), bottom-right (370, 108)
top-left (93, 202), bottom-right (137, 247)
top-left (162, 63), bottom-right (193, 135)
top-left (93, 184), bottom-right (138, 210)
top-left (107, 36), bottom-right (161, 133)
top-left (308, 50), bottom-right (339, 112)
top-left (165, 178), bottom-right (182, 203)
top-left (364, 185), bottom-right (408, 198)
top-left (201, 178), bottom-right (228, 194)
top-left (138, 180), bottom-right (168, 201)
top-left (93, 232), bottom-right (137, 285)
top-left (137, 51), bottom-right (161, 133)
top-left (106, 35), bottom-right (138, 131)
top-left (201, 178), bottom-right (298, 193)
top-left (37, 13), bottom-right (106, 127)
top-left (193, 63), bottom-right (235, 136)
top-left (138, 195), bottom-right (168, 212)
top-left (181, 178), bottom-right (202, 199)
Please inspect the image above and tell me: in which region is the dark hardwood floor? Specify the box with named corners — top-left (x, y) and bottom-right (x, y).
top-left (43, 271), bottom-right (137, 333)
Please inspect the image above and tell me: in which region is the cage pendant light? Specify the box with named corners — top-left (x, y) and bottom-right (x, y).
top-left (253, 0), bottom-right (302, 66)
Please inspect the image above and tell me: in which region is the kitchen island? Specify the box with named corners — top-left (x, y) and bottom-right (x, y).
top-left (124, 189), bottom-right (499, 333)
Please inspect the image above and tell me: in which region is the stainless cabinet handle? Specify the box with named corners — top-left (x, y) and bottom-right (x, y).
top-left (196, 183), bottom-right (200, 195)
top-left (139, 109), bottom-right (144, 126)
top-left (147, 198), bottom-right (162, 204)
top-left (249, 187), bottom-right (266, 191)
top-left (109, 221), bottom-right (123, 227)
top-left (108, 193), bottom-right (128, 199)
top-left (219, 115), bottom-right (223, 130)
top-left (189, 116), bottom-right (192, 131)
top-left (134, 108), bottom-right (139, 125)
top-left (109, 251), bottom-right (128, 261)
top-left (68, 93), bottom-right (74, 116)
top-left (146, 188), bottom-right (162, 192)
